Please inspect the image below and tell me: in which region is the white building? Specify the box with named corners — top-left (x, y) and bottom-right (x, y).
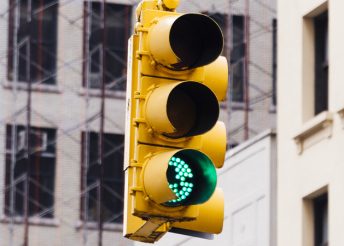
top-left (278, 0), bottom-right (344, 245)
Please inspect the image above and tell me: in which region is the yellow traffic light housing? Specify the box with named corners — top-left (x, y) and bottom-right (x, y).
top-left (123, 0), bottom-right (228, 243)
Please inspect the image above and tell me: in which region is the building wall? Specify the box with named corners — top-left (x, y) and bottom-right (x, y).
top-left (278, 0), bottom-right (344, 245)
top-left (134, 130), bottom-right (276, 246)
top-left (0, 0), bottom-right (132, 245)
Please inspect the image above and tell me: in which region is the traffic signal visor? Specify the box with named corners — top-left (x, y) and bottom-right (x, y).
top-left (144, 12), bottom-right (223, 72)
top-left (145, 80), bottom-right (219, 138)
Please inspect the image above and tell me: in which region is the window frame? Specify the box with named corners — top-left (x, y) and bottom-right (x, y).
top-left (82, 1), bottom-right (132, 92)
top-left (80, 131), bottom-right (125, 224)
top-left (230, 14), bottom-right (245, 103)
top-left (4, 125), bottom-right (57, 219)
top-left (7, 0), bottom-right (59, 86)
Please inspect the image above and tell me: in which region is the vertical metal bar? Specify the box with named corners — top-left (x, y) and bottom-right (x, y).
top-left (10, 0), bottom-right (20, 245)
top-left (23, 0), bottom-right (32, 244)
top-left (243, 0), bottom-right (250, 140)
top-left (37, 0), bottom-right (43, 82)
top-left (98, 0), bottom-right (106, 245)
top-left (272, 19), bottom-right (277, 107)
top-left (82, 1), bottom-right (92, 245)
top-left (226, 0), bottom-right (233, 148)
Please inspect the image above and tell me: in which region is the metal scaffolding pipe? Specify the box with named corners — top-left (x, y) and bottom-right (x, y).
top-left (243, 0), bottom-right (250, 140)
top-left (98, 0), bottom-right (107, 245)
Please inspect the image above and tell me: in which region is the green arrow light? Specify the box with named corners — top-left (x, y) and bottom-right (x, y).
top-left (164, 149), bottom-right (217, 207)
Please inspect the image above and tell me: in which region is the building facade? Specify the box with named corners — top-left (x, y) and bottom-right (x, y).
top-left (278, 0), bottom-right (344, 245)
top-left (0, 0), bottom-right (276, 245)
top-left (0, 0), bottom-right (133, 245)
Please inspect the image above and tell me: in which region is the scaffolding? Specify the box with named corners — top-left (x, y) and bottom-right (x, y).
top-left (0, 0), bottom-right (276, 245)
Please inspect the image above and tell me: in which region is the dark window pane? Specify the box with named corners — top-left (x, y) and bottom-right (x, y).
top-left (18, 42), bottom-right (29, 82)
top-left (232, 60), bottom-right (244, 102)
top-left (231, 15), bottom-right (245, 103)
top-left (84, 2), bottom-right (132, 91)
top-left (314, 11), bottom-right (328, 115)
top-left (314, 194), bottom-right (328, 246)
top-left (7, 0), bottom-right (58, 85)
top-left (272, 19), bottom-right (277, 106)
top-left (4, 125), bottom-right (56, 218)
top-left (81, 132), bottom-right (124, 224)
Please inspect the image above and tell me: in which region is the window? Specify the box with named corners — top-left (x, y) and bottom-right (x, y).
top-left (314, 194), bottom-right (328, 246)
top-left (272, 19), bottom-right (277, 106)
top-left (7, 0), bottom-right (58, 85)
top-left (4, 125), bottom-right (56, 218)
top-left (314, 11), bottom-right (328, 115)
top-left (80, 132), bottom-right (124, 224)
top-left (83, 2), bottom-right (132, 91)
top-left (230, 15), bottom-right (245, 103)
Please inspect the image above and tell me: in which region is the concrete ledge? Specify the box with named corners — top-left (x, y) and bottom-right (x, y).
top-left (78, 87), bottom-right (126, 99)
top-left (2, 81), bottom-right (63, 94)
top-left (75, 220), bottom-right (123, 232)
top-left (294, 111), bottom-right (333, 154)
top-left (336, 107), bottom-right (344, 129)
top-left (0, 215), bottom-right (60, 227)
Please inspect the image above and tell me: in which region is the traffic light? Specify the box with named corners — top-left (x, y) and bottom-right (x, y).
top-left (123, 0), bottom-right (228, 243)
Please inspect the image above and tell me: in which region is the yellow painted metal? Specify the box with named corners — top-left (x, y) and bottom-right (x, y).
top-left (139, 8), bottom-right (226, 83)
top-left (144, 82), bottom-right (179, 136)
top-left (148, 15), bottom-right (181, 69)
top-left (161, 0), bottom-right (179, 9)
top-left (201, 121), bottom-right (227, 168)
top-left (135, 76), bottom-right (204, 148)
top-left (123, 34), bottom-right (147, 238)
top-left (143, 150), bottom-right (178, 204)
top-left (124, 145), bottom-right (201, 241)
top-left (124, 141), bottom-right (201, 241)
top-left (172, 188), bottom-right (224, 234)
top-left (144, 79), bottom-right (219, 139)
top-left (128, 219), bottom-right (169, 243)
top-left (134, 145), bottom-right (197, 216)
top-left (123, 164), bottom-right (149, 239)
top-left (204, 56), bottom-right (229, 101)
top-left (124, 0), bottom-right (227, 242)
top-left (144, 10), bottom-right (223, 71)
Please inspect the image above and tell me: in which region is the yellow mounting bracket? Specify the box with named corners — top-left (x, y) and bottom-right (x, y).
top-left (136, 0), bottom-right (179, 22)
top-left (158, 0), bottom-right (179, 10)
